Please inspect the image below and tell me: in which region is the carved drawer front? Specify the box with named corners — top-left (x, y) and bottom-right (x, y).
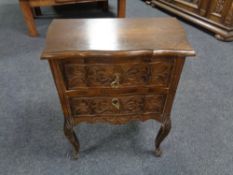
top-left (61, 59), bottom-right (174, 89)
top-left (69, 94), bottom-right (166, 116)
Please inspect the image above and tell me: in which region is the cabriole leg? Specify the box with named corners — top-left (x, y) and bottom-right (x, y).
top-left (64, 118), bottom-right (80, 160)
top-left (155, 117), bottom-right (171, 157)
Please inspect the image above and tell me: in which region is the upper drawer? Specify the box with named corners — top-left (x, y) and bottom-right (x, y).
top-left (59, 58), bottom-right (175, 90)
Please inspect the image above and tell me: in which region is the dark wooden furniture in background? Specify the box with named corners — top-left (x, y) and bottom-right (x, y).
top-left (41, 18), bottom-right (195, 159)
top-left (145, 0), bottom-right (233, 41)
top-left (19, 0), bottom-right (126, 37)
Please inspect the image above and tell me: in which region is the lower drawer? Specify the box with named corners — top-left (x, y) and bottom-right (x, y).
top-left (69, 94), bottom-right (166, 116)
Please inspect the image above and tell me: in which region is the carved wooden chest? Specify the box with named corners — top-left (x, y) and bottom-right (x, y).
top-left (41, 18), bottom-right (195, 159)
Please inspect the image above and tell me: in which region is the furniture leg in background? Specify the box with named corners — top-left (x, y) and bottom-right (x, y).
top-left (19, 0), bottom-right (38, 37)
top-left (118, 0), bottom-right (126, 17)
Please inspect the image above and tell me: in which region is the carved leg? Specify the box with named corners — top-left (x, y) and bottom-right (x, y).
top-left (19, 1), bottom-right (38, 37)
top-left (155, 117), bottom-right (171, 157)
top-left (64, 118), bottom-right (80, 160)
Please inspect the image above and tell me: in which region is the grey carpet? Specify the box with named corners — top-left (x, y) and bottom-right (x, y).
top-left (0, 0), bottom-right (233, 175)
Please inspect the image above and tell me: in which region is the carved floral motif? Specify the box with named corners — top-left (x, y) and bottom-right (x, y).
top-left (214, 0), bottom-right (225, 14)
top-left (64, 64), bottom-right (86, 87)
top-left (224, 4), bottom-right (233, 26)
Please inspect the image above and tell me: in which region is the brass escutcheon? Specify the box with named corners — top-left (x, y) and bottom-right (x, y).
top-left (112, 98), bottom-right (120, 110)
top-left (111, 73), bottom-right (120, 88)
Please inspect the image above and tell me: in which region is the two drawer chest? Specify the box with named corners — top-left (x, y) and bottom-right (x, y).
top-left (41, 18), bottom-right (195, 159)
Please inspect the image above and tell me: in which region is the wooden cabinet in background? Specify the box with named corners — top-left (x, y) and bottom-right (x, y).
top-left (150, 0), bottom-right (233, 41)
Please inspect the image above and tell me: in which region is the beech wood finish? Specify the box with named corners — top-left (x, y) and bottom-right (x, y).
top-left (41, 18), bottom-right (195, 159)
top-left (147, 0), bottom-right (233, 41)
top-left (19, 0), bottom-right (126, 37)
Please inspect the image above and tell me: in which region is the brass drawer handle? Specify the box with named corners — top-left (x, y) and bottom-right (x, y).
top-left (111, 73), bottom-right (120, 88)
top-left (112, 98), bottom-right (120, 110)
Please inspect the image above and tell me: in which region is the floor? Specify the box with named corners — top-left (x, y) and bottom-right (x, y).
top-left (0, 0), bottom-right (233, 175)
